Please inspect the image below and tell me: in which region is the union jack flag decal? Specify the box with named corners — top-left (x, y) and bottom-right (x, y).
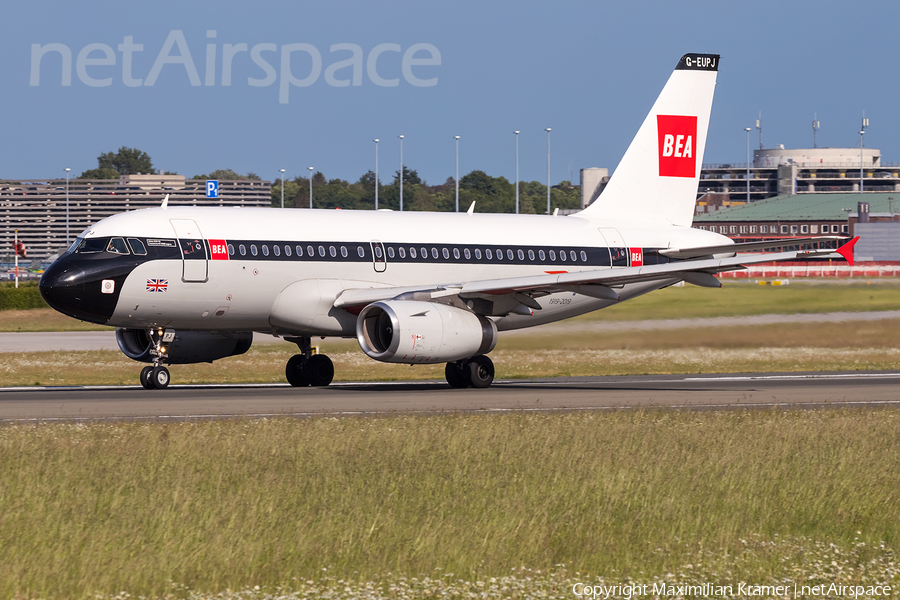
top-left (146, 278), bottom-right (168, 293)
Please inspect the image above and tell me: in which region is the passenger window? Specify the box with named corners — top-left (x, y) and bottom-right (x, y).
top-left (475, 248), bottom-right (482, 260)
top-left (387, 247), bottom-right (394, 259)
top-left (442, 248), bottom-right (450, 259)
top-left (329, 246), bottom-right (337, 257)
top-left (375, 246), bottom-right (382, 259)
top-left (580, 250), bottom-right (587, 262)
top-left (399, 247), bottom-right (406, 259)
top-left (421, 247), bottom-right (427, 259)
top-left (251, 244), bottom-right (258, 256)
top-left (528, 249), bottom-right (535, 261)
top-left (506, 249), bottom-right (513, 260)
top-left (318, 245), bottom-right (326, 257)
top-left (273, 245), bottom-right (280, 257)
top-left (357, 246), bottom-right (365, 258)
top-left (559, 250), bottom-right (567, 262)
top-left (107, 238), bottom-right (130, 255)
top-left (464, 248), bottom-right (471, 260)
top-left (496, 248), bottom-right (503, 260)
top-left (307, 245), bottom-right (315, 257)
top-left (410, 247), bottom-right (417, 258)
top-left (227, 244), bottom-right (234, 256)
top-left (516, 249), bottom-right (523, 261)
top-left (431, 247), bottom-right (439, 259)
top-left (486, 248), bottom-right (493, 260)
top-left (239, 244), bottom-right (246, 256)
top-left (128, 238), bottom-right (147, 256)
top-left (262, 245), bottom-right (269, 256)
top-left (539, 249), bottom-right (546, 261)
top-left (570, 250), bottom-right (577, 262)
top-left (453, 248), bottom-right (460, 259)
top-left (296, 245), bottom-right (303, 257)
top-left (285, 245), bottom-right (292, 257)
top-left (342, 246), bottom-right (349, 258)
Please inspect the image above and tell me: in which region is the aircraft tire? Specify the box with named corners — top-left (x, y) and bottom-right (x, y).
top-left (140, 366), bottom-right (155, 389)
top-left (304, 354), bottom-right (334, 387)
top-left (445, 361), bottom-right (470, 388)
top-left (285, 354), bottom-right (310, 387)
top-left (150, 366), bottom-right (170, 389)
top-left (467, 355), bottom-right (494, 388)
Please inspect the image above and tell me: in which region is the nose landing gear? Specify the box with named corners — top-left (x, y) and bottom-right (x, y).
top-left (284, 336), bottom-right (334, 387)
top-left (139, 328), bottom-right (173, 389)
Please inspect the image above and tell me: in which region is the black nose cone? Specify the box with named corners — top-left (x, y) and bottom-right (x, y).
top-left (40, 255), bottom-right (121, 324)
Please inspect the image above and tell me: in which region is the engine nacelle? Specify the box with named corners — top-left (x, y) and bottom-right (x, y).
top-left (356, 300), bottom-right (497, 364)
top-left (116, 328), bottom-right (253, 364)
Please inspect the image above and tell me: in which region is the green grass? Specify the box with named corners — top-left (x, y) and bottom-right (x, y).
top-left (3, 280), bottom-right (900, 332)
top-left (5, 319), bottom-right (900, 387)
top-left (0, 410), bottom-right (898, 598)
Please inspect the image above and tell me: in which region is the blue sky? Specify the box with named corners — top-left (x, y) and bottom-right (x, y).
top-left (2, 1), bottom-right (897, 185)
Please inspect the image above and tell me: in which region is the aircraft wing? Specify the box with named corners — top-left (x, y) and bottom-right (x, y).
top-left (333, 237), bottom-right (858, 311)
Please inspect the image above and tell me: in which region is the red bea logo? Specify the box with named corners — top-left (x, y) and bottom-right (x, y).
top-left (657, 115), bottom-right (697, 178)
top-left (209, 239), bottom-right (229, 260)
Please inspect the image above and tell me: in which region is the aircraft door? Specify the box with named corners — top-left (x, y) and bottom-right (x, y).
top-left (370, 241), bottom-right (387, 273)
top-left (597, 227), bottom-right (629, 268)
top-left (170, 219), bottom-right (209, 282)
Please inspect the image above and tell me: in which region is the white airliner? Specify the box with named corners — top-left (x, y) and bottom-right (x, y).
top-left (40, 53), bottom-right (856, 389)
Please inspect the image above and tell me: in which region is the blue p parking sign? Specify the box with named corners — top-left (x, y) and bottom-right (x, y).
top-left (206, 180), bottom-right (219, 198)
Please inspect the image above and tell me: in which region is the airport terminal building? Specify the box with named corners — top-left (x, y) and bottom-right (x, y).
top-left (1, 174), bottom-right (271, 263)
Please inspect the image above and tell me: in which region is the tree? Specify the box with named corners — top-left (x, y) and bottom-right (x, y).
top-left (393, 166), bottom-right (422, 185)
top-left (77, 167), bottom-right (119, 180)
top-left (96, 147), bottom-right (154, 176)
top-left (192, 169), bottom-right (261, 180)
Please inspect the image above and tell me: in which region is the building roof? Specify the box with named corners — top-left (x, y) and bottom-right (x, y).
top-left (693, 192), bottom-right (900, 222)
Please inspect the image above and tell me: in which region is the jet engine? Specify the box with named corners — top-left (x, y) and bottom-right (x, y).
top-left (356, 300), bottom-right (497, 364)
top-left (115, 328), bottom-right (253, 364)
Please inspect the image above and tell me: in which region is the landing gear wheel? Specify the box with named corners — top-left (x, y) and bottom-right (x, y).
top-left (150, 366), bottom-right (170, 389)
top-left (285, 354), bottom-right (310, 387)
top-left (304, 354), bottom-right (334, 387)
top-left (467, 355), bottom-right (494, 388)
top-left (445, 361), bottom-right (470, 388)
top-left (140, 366), bottom-right (155, 389)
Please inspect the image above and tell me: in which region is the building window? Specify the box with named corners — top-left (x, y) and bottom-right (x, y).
top-left (740, 225), bottom-right (748, 234)
top-left (720, 226), bottom-right (729, 234)
top-left (699, 226), bottom-right (707, 230)
top-left (790, 225), bottom-right (798, 234)
top-left (811, 224), bottom-right (818, 234)
top-left (800, 225), bottom-right (809, 234)
top-left (842, 225), bottom-right (849, 233)
top-left (729, 226), bottom-right (737, 234)
top-left (750, 225), bottom-right (757, 233)
top-left (781, 225), bottom-right (789, 234)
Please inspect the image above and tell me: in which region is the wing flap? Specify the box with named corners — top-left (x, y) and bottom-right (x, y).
top-left (659, 236), bottom-right (844, 259)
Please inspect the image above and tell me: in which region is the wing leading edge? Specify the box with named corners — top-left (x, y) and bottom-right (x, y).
top-left (333, 237), bottom-right (859, 312)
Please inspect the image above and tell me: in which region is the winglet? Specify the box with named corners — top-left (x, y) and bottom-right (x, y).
top-left (836, 236), bottom-right (859, 266)
top-left (161, 194), bottom-right (169, 210)
top-left (467, 201), bottom-right (475, 214)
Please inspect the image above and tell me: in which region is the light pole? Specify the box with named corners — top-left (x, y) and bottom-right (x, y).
top-left (307, 166), bottom-right (314, 208)
top-left (373, 139), bottom-right (379, 210)
top-left (64, 168), bottom-right (71, 246)
top-left (454, 135), bottom-right (460, 212)
top-left (745, 128), bottom-right (752, 203)
top-left (545, 128), bottom-right (552, 215)
top-left (279, 169), bottom-right (285, 209)
top-left (514, 131), bottom-right (520, 214)
top-left (398, 135), bottom-right (404, 211)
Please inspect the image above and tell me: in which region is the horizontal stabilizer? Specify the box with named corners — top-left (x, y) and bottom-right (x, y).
top-left (660, 236), bottom-right (845, 259)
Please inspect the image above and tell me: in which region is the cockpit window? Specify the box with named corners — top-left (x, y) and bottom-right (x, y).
top-left (68, 237), bottom-right (83, 253)
top-left (75, 237), bottom-right (111, 254)
top-left (106, 238), bottom-right (130, 255)
top-left (128, 238), bottom-right (147, 255)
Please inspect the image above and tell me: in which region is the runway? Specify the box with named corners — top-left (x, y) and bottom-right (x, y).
top-left (1, 371), bottom-right (899, 422)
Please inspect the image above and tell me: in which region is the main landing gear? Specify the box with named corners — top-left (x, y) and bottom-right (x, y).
top-left (445, 355), bottom-right (495, 389)
top-left (140, 328), bottom-right (173, 390)
top-left (284, 336), bottom-right (334, 387)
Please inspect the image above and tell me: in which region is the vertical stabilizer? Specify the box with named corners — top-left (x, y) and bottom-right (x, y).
top-left (579, 53), bottom-right (719, 227)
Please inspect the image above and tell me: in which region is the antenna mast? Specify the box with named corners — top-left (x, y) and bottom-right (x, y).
top-left (812, 113), bottom-right (820, 148)
top-left (756, 111), bottom-right (763, 150)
